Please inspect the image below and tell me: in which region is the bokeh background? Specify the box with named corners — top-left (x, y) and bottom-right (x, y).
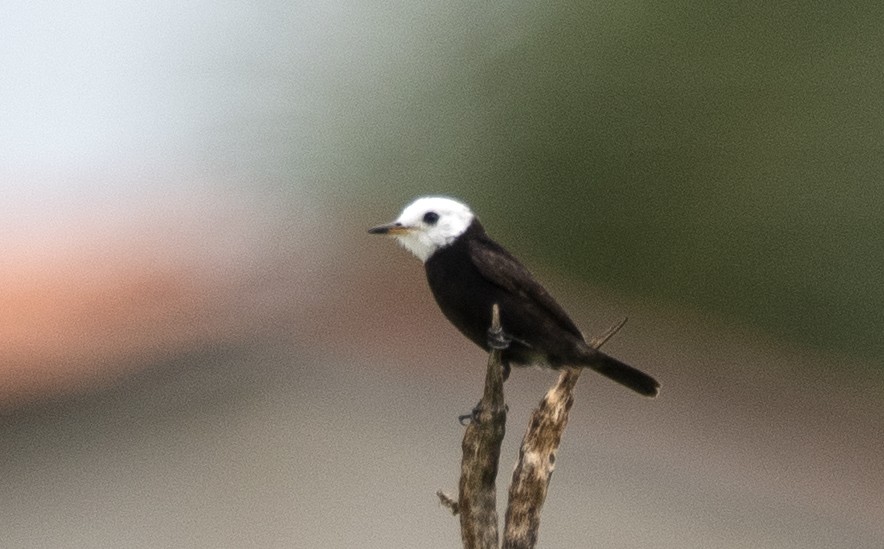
top-left (2, 1), bottom-right (882, 547)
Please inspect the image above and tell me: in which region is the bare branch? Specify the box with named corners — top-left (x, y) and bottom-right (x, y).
top-left (441, 311), bottom-right (628, 548)
top-left (502, 318), bottom-right (626, 549)
top-left (502, 369), bottom-right (578, 549)
top-left (455, 304), bottom-right (508, 549)
top-left (588, 316), bottom-right (627, 348)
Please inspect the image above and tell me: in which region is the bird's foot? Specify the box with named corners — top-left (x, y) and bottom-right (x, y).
top-left (458, 401), bottom-right (508, 425)
top-left (486, 327), bottom-right (511, 350)
top-left (458, 402), bottom-right (482, 425)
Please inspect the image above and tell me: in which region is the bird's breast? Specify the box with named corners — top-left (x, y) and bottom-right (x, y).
top-left (424, 244), bottom-right (498, 349)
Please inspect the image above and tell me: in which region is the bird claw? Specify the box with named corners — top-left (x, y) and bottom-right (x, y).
top-left (458, 401), bottom-right (508, 425)
top-left (487, 327), bottom-right (511, 350)
top-left (458, 404), bottom-right (481, 425)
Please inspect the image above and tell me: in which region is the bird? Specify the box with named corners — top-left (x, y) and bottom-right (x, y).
top-left (368, 196), bottom-right (659, 397)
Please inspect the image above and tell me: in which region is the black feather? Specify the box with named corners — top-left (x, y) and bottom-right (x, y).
top-left (425, 219), bottom-right (659, 397)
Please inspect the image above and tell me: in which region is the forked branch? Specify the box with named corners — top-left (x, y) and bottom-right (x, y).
top-left (438, 306), bottom-right (626, 549)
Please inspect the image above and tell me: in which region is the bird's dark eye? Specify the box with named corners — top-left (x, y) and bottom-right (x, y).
top-left (423, 211), bottom-right (440, 225)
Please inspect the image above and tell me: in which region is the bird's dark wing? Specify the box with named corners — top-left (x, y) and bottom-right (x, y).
top-left (467, 233), bottom-right (584, 340)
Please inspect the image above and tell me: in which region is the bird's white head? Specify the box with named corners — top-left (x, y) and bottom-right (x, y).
top-left (368, 196), bottom-right (474, 262)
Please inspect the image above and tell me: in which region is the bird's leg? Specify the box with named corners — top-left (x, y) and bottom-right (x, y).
top-left (459, 310), bottom-right (511, 424)
top-left (464, 328), bottom-right (509, 423)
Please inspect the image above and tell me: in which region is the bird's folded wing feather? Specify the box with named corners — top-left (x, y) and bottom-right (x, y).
top-left (468, 235), bottom-right (584, 339)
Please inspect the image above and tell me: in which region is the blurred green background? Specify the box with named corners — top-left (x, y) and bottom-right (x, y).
top-left (331, 2), bottom-right (884, 363)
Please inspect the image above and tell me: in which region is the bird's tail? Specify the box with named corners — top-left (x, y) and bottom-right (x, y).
top-left (581, 349), bottom-right (660, 397)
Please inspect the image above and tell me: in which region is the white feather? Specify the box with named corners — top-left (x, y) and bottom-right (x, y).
top-left (392, 196), bottom-right (474, 262)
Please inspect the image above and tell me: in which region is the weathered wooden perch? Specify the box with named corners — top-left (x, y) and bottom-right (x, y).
top-left (438, 303), bottom-right (627, 549)
top-left (443, 304), bottom-right (508, 549)
top-left (502, 317), bottom-right (627, 549)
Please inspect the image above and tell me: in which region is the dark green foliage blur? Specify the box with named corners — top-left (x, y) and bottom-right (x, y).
top-left (351, 2), bottom-right (884, 362)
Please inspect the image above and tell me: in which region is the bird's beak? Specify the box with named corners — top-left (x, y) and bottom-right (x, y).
top-left (367, 222), bottom-right (411, 236)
